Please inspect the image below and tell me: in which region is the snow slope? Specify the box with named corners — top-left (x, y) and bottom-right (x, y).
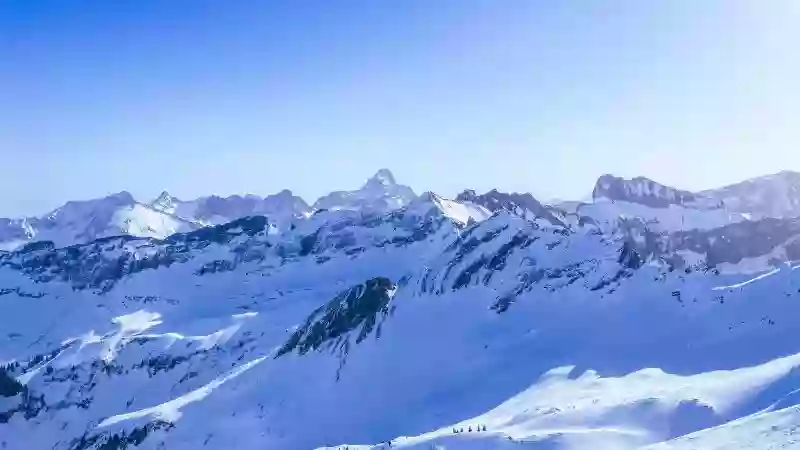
top-left (328, 351), bottom-right (800, 449)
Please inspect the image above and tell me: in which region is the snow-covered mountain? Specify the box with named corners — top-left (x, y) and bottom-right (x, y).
top-left (149, 189), bottom-right (311, 227)
top-left (5, 170), bottom-right (800, 449)
top-left (4, 181), bottom-right (800, 449)
top-left (0, 169), bottom-right (410, 251)
top-left (574, 172), bottom-right (800, 235)
top-left (312, 168), bottom-right (417, 213)
top-left (0, 192), bottom-right (199, 250)
top-left (456, 189), bottom-right (567, 227)
top-left (9, 169), bottom-right (799, 252)
top-left (571, 175), bottom-right (749, 233)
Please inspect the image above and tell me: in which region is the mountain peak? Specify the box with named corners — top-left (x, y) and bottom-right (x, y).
top-left (149, 190), bottom-right (180, 214)
top-left (313, 169), bottom-right (416, 213)
top-left (363, 168), bottom-right (397, 188)
top-left (152, 190), bottom-right (174, 204)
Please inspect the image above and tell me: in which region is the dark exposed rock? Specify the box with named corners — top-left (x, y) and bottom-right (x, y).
top-left (0, 366), bottom-right (23, 398)
top-left (622, 217), bottom-right (800, 269)
top-left (276, 277), bottom-right (397, 378)
top-left (69, 421), bottom-right (174, 450)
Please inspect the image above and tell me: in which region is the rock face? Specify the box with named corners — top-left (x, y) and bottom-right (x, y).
top-left (592, 174), bottom-right (718, 209)
top-left (4, 170), bottom-right (800, 450)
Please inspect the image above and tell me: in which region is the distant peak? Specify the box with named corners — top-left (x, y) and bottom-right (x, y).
top-left (150, 190), bottom-right (178, 211)
top-left (154, 190), bottom-right (172, 202)
top-left (364, 169), bottom-right (397, 188)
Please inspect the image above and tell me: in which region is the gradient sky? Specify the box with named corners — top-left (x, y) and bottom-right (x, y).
top-left (1, 1), bottom-right (799, 216)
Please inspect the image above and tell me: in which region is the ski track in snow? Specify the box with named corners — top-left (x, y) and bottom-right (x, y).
top-left (712, 268), bottom-right (781, 291)
top-left (97, 355), bottom-right (268, 428)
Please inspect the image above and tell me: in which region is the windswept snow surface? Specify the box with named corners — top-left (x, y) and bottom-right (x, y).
top-left (3, 188), bottom-right (800, 449)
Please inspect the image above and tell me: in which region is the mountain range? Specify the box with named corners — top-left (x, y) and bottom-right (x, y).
top-left (3, 169), bottom-right (800, 449)
top-left (0, 170), bottom-right (417, 251)
top-left (4, 169), bottom-right (800, 251)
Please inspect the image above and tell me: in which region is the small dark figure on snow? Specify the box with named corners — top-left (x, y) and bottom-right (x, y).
top-left (468, 426), bottom-right (472, 432)
top-left (482, 425), bottom-right (487, 432)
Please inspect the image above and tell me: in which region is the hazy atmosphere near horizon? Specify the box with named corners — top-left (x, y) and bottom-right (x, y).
top-left (1, 1), bottom-right (799, 216)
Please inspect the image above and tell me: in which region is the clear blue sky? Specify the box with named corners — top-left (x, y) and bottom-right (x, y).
top-left (1, 1), bottom-right (799, 216)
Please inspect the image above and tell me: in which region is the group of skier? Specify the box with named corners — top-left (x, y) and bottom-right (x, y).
top-left (453, 424), bottom-right (487, 433)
